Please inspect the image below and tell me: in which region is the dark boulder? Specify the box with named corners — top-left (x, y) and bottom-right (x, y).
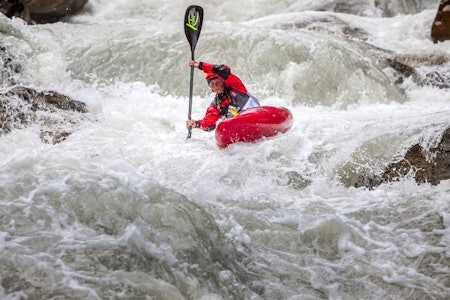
top-left (0, 0), bottom-right (33, 23)
top-left (25, 0), bottom-right (88, 24)
top-left (0, 0), bottom-right (88, 24)
top-left (431, 0), bottom-right (450, 43)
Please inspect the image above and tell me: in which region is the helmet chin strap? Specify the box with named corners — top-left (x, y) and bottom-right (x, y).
top-left (216, 85), bottom-right (228, 95)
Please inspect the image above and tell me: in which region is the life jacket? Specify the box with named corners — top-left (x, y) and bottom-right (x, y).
top-left (212, 86), bottom-right (260, 119)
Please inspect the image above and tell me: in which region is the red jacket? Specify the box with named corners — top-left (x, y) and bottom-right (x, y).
top-left (196, 62), bottom-right (259, 131)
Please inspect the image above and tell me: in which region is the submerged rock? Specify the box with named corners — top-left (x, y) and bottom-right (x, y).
top-left (431, 0), bottom-right (450, 43)
top-left (355, 127), bottom-right (450, 188)
top-left (0, 86), bottom-right (91, 144)
top-left (286, 13), bottom-right (449, 91)
top-left (318, 0), bottom-right (378, 17)
top-left (376, 0), bottom-right (436, 17)
top-left (314, 0), bottom-right (435, 17)
top-left (291, 14), bottom-right (369, 41)
top-left (285, 170), bottom-right (312, 190)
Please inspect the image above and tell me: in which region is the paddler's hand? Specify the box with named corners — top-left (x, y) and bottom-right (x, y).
top-left (186, 119), bottom-right (198, 129)
top-left (188, 60), bottom-right (200, 68)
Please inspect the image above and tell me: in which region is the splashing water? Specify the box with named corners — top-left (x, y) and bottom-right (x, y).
top-left (1, 0), bottom-right (449, 299)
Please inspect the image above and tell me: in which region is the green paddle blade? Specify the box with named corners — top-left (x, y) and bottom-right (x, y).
top-left (184, 5), bottom-right (203, 139)
top-left (184, 5), bottom-right (203, 54)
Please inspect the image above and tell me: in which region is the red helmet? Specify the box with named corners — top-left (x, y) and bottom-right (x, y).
top-left (205, 73), bottom-right (219, 85)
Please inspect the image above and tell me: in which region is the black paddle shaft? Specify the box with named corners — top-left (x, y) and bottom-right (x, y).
top-left (184, 5), bottom-right (203, 139)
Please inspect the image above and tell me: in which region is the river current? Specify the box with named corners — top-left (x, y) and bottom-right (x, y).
top-left (0, 0), bottom-right (449, 299)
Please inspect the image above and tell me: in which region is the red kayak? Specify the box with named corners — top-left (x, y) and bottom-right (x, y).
top-left (215, 106), bottom-right (293, 147)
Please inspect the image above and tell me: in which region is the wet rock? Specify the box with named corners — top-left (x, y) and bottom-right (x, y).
top-left (0, 0), bottom-right (33, 24)
top-left (355, 127), bottom-right (450, 188)
top-left (0, 86), bottom-right (91, 144)
top-left (387, 54), bottom-right (450, 89)
top-left (381, 144), bottom-right (434, 184)
top-left (0, 0), bottom-right (88, 24)
top-left (25, 0), bottom-right (88, 24)
top-left (387, 58), bottom-right (416, 79)
top-left (431, 0), bottom-right (450, 43)
top-left (428, 128), bottom-right (450, 184)
top-left (0, 42), bottom-right (22, 86)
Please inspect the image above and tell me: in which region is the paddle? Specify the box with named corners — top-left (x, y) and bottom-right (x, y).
top-left (184, 5), bottom-right (203, 139)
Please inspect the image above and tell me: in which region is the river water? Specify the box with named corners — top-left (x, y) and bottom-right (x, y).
top-left (1, 0), bottom-right (449, 299)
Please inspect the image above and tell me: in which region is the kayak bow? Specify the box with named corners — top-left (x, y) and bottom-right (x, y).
top-left (215, 106), bottom-right (293, 147)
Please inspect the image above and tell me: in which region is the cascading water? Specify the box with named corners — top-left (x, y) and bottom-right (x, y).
top-left (1, 0), bottom-right (449, 299)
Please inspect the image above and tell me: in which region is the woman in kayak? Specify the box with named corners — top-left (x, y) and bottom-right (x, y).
top-left (186, 60), bottom-right (260, 131)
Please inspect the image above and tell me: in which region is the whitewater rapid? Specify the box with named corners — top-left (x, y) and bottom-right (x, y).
top-left (1, 0), bottom-right (449, 299)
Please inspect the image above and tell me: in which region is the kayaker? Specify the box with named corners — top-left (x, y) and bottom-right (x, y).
top-left (186, 60), bottom-right (260, 131)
